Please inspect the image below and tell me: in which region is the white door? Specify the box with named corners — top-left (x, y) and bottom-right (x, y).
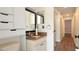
top-left (65, 20), bottom-right (71, 34)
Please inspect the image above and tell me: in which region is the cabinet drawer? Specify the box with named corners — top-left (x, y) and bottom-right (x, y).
top-left (0, 14), bottom-right (13, 22)
top-left (0, 7), bottom-right (14, 14)
top-left (32, 44), bottom-right (46, 51)
top-left (35, 45), bottom-right (46, 51)
top-left (0, 22), bottom-right (13, 29)
top-left (33, 40), bottom-right (46, 51)
top-left (0, 30), bottom-right (25, 39)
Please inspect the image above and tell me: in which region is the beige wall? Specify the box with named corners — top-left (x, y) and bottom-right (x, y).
top-left (44, 7), bottom-right (54, 50)
top-left (74, 8), bottom-right (79, 46)
top-left (54, 9), bottom-right (61, 42)
top-left (60, 16), bottom-right (65, 40)
top-left (71, 15), bottom-right (76, 38)
top-left (75, 8), bottom-right (79, 34)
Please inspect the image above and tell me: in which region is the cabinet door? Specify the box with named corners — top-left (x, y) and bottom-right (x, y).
top-left (0, 7), bottom-right (14, 14)
top-left (0, 22), bottom-right (13, 29)
top-left (33, 40), bottom-right (46, 51)
top-left (37, 41), bottom-right (46, 51)
top-left (0, 30), bottom-right (25, 39)
top-left (13, 8), bottom-right (26, 29)
top-left (0, 14), bottom-right (13, 22)
top-left (0, 7), bottom-right (14, 29)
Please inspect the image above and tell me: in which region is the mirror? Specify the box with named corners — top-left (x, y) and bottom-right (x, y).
top-left (25, 8), bottom-right (44, 31)
top-left (25, 10), bottom-right (35, 31)
top-left (25, 10), bottom-right (35, 25)
top-left (37, 15), bottom-right (44, 24)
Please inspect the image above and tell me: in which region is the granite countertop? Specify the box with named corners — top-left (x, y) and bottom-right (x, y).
top-left (26, 32), bottom-right (47, 40)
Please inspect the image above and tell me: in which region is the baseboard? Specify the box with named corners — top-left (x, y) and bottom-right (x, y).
top-left (76, 46), bottom-right (79, 49)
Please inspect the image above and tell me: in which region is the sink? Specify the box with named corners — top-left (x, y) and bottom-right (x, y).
top-left (32, 35), bottom-right (40, 38)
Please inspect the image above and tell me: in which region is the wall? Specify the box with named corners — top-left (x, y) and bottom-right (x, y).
top-left (71, 15), bottom-right (76, 39)
top-left (14, 7), bottom-right (26, 29)
top-left (74, 8), bottom-right (79, 47)
top-left (75, 8), bottom-right (79, 35)
top-left (60, 16), bottom-right (64, 40)
top-left (54, 9), bottom-right (61, 42)
top-left (44, 7), bottom-right (54, 51)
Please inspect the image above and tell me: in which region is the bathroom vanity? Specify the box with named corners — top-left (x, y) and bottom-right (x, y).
top-left (25, 8), bottom-right (47, 51)
top-left (26, 32), bottom-right (47, 51)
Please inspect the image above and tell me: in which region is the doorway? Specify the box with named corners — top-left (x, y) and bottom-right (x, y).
top-left (65, 20), bottom-right (72, 35)
top-left (54, 7), bottom-right (76, 51)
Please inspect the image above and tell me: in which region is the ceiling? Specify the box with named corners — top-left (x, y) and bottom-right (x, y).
top-left (26, 7), bottom-right (76, 17)
top-left (55, 7), bottom-right (76, 15)
top-left (26, 7), bottom-right (45, 15)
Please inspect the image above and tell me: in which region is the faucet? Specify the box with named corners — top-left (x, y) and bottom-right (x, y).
top-left (35, 25), bottom-right (38, 36)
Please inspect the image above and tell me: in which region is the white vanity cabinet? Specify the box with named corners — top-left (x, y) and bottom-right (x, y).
top-left (0, 7), bottom-right (26, 30)
top-left (0, 7), bottom-right (26, 51)
top-left (26, 36), bottom-right (47, 51)
top-left (32, 39), bottom-right (46, 51)
top-left (0, 23), bottom-right (13, 29)
top-left (0, 7), bottom-right (14, 14)
top-left (0, 7), bottom-right (14, 29)
top-left (0, 7), bottom-right (26, 38)
top-left (0, 7), bottom-right (26, 39)
top-left (0, 30), bottom-right (25, 39)
top-left (0, 14), bottom-right (13, 22)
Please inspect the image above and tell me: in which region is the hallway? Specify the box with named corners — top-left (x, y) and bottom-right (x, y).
top-left (54, 34), bottom-right (76, 51)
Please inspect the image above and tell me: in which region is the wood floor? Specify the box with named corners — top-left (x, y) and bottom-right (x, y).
top-left (54, 34), bottom-right (76, 51)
